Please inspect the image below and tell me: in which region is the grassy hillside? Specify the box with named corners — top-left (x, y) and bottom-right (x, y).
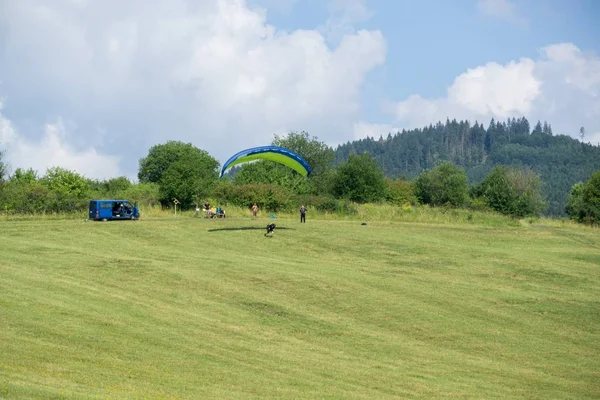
top-left (1, 213), bottom-right (599, 399)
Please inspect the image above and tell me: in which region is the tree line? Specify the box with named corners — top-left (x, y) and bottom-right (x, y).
top-left (335, 117), bottom-right (600, 216)
top-left (0, 125), bottom-right (599, 225)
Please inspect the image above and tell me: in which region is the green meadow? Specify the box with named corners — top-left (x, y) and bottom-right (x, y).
top-left (1, 210), bottom-right (599, 399)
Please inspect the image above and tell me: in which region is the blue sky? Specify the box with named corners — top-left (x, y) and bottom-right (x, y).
top-left (255, 0), bottom-right (600, 126)
top-left (0, 0), bottom-right (599, 179)
top-left (258, 0), bottom-right (599, 86)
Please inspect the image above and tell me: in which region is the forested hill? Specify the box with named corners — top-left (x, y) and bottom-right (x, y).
top-left (334, 117), bottom-right (600, 216)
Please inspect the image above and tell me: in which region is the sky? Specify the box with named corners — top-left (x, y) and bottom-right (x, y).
top-left (0, 0), bottom-right (599, 180)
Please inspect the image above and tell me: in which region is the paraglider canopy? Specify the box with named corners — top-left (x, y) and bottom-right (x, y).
top-left (220, 145), bottom-right (312, 178)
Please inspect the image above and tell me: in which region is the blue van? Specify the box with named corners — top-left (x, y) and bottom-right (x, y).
top-left (89, 200), bottom-right (140, 221)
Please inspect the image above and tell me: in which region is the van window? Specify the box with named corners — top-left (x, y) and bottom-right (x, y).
top-left (100, 202), bottom-right (112, 209)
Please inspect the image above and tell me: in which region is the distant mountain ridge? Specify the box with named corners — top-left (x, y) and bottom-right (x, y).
top-left (334, 117), bottom-right (600, 216)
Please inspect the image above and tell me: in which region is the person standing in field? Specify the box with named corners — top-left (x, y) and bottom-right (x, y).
top-left (300, 205), bottom-right (307, 223)
top-left (252, 203), bottom-right (259, 218)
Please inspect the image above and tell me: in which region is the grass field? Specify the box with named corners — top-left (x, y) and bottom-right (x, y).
top-left (1, 211), bottom-right (599, 399)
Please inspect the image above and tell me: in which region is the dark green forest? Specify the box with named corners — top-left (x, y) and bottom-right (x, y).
top-left (334, 117), bottom-right (600, 216)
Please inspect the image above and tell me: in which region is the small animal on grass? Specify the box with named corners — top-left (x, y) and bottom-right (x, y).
top-left (265, 223), bottom-right (276, 237)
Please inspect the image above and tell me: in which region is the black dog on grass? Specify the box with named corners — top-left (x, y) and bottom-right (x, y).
top-left (265, 223), bottom-right (276, 237)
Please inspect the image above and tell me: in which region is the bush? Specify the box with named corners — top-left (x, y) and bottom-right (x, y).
top-left (332, 153), bottom-right (386, 203)
top-left (232, 160), bottom-right (314, 195)
top-left (566, 171), bottom-right (600, 225)
top-left (0, 179), bottom-right (90, 214)
top-left (0, 170), bottom-right (162, 215)
top-left (295, 195), bottom-right (358, 215)
top-left (414, 162), bottom-right (469, 207)
top-left (41, 167), bottom-right (90, 201)
top-left (122, 182), bottom-right (160, 207)
top-left (473, 166), bottom-right (546, 218)
top-left (212, 182), bottom-right (294, 212)
top-left (385, 178), bottom-right (415, 206)
top-left (581, 171), bottom-right (600, 225)
top-left (469, 197), bottom-right (492, 212)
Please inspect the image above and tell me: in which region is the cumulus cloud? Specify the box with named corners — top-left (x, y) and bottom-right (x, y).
top-left (0, 100), bottom-right (17, 145)
top-left (387, 43), bottom-right (600, 144)
top-left (320, 0), bottom-right (374, 45)
top-left (0, 0), bottom-right (386, 177)
top-left (0, 104), bottom-right (120, 179)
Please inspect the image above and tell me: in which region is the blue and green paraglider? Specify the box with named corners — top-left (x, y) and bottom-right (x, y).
top-left (220, 146), bottom-right (312, 178)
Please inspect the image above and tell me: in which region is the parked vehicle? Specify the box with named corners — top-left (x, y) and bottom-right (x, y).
top-left (88, 200), bottom-right (140, 221)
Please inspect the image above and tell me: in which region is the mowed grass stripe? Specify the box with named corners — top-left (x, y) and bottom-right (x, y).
top-left (1, 217), bottom-right (599, 398)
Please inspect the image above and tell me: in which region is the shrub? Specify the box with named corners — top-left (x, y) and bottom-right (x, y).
top-left (385, 178), bottom-right (415, 206)
top-left (566, 171), bottom-right (600, 225)
top-left (331, 153), bottom-right (386, 203)
top-left (295, 195), bottom-right (358, 215)
top-left (212, 182), bottom-right (294, 212)
top-left (473, 165), bottom-right (546, 218)
top-left (414, 162), bottom-right (469, 207)
top-left (469, 197), bottom-right (492, 212)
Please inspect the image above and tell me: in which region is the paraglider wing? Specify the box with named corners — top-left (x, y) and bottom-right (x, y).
top-left (220, 146), bottom-right (312, 178)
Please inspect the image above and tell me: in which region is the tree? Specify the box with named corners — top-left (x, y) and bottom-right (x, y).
top-left (581, 171), bottom-right (600, 224)
top-left (565, 182), bottom-right (585, 222)
top-left (532, 120), bottom-right (543, 135)
top-left (272, 131), bottom-right (335, 177)
top-left (413, 162), bottom-right (469, 207)
top-left (0, 150), bottom-right (6, 182)
top-left (42, 167), bottom-right (89, 199)
top-left (138, 141), bottom-right (219, 208)
top-left (568, 171), bottom-right (600, 225)
top-left (158, 152), bottom-right (220, 209)
top-left (385, 178), bottom-right (415, 206)
top-left (233, 160), bottom-right (313, 195)
top-left (332, 152), bottom-right (386, 203)
top-left (333, 116), bottom-right (600, 216)
top-left (40, 167), bottom-right (90, 212)
top-left (138, 141), bottom-right (215, 184)
top-left (505, 167), bottom-right (547, 217)
top-left (0, 150), bottom-right (6, 204)
top-left (105, 176), bottom-right (132, 194)
top-left (10, 168), bottom-right (38, 184)
top-left (472, 165), bottom-right (546, 218)
top-left (269, 131), bottom-right (336, 196)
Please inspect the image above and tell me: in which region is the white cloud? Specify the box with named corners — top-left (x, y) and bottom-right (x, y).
top-left (0, 100), bottom-right (18, 145)
top-left (448, 59), bottom-right (540, 116)
top-left (0, 104), bottom-right (120, 179)
top-left (254, 0), bottom-right (299, 15)
top-left (477, 0), bottom-right (526, 25)
top-left (387, 43), bottom-right (600, 141)
top-left (0, 0), bottom-right (386, 177)
top-left (321, 0), bottom-right (374, 44)
top-left (353, 122), bottom-right (399, 140)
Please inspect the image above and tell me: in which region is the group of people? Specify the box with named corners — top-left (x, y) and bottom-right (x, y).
top-left (197, 201), bottom-right (307, 222)
top-left (251, 203), bottom-right (307, 223)
top-left (198, 201), bottom-right (226, 218)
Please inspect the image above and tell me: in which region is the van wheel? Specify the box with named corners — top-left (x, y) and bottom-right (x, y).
top-left (102, 218), bottom-right (107, 222)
